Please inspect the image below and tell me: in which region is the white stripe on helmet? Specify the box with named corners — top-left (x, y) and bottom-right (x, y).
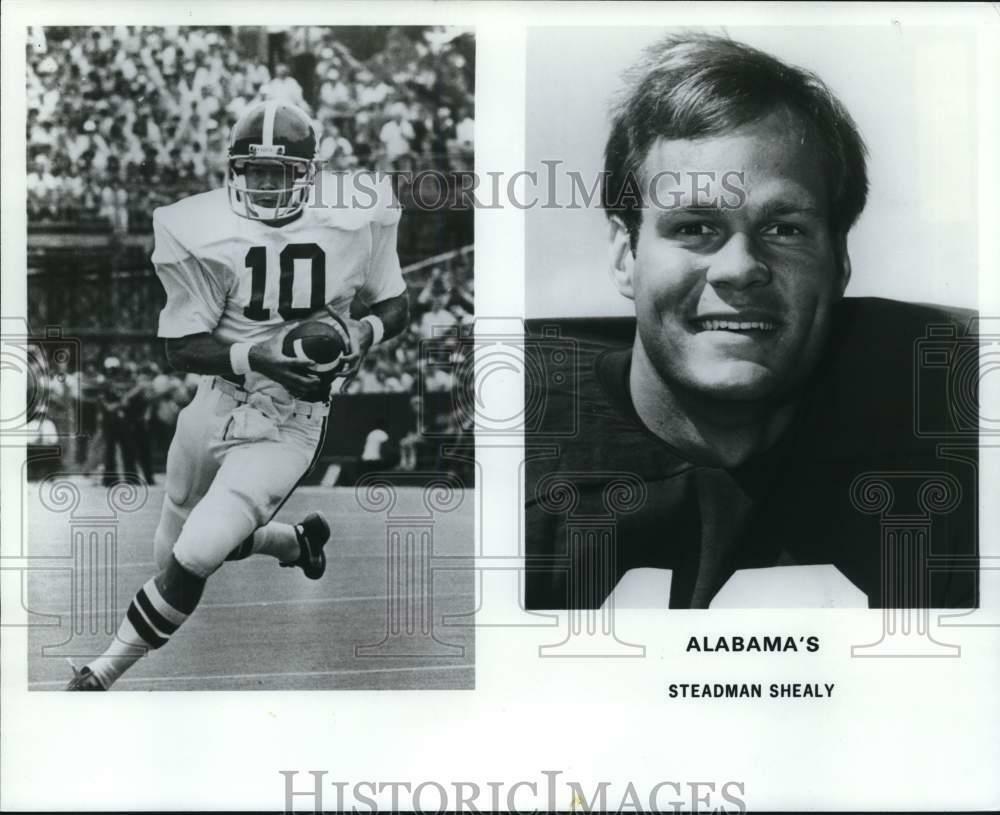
top-left (261, 100), bottom-right (277, 148)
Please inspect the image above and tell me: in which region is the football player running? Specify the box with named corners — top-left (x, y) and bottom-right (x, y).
top-left (68, 100), bottom-right (409, 689)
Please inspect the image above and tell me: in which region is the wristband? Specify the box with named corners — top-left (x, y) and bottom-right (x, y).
top-left (361, 314), bottom-right (385, 346)
top-left (229, 342), bottom-right (254, 376)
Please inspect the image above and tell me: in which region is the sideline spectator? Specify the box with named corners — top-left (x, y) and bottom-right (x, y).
top-left (451, 105), bottom-right (474, 170)
top-left (76, 362), bottom-right (103, 468)
top-left (100, 356), bottom-right (136, 486)
top-left (358, 418), bottom-right (398, 476)
top-left (398, 394), bottom-right (424, 471)
top-left (378, 103), bottom-right (415, 170)
top-left (123, 362), bottom-right (156, 485)
top-left (27, 408), bottom-right (58, 446)
top-left (418, 294), bottom-right (459, 341)
top-left (26, 405), bottom-right (61, 482)
top-left (262, 62), bottom-right (308, 109)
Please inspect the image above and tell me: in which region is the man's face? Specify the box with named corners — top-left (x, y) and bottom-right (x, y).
top-left (243, 161), bottom-right (293, 209)
top-left (612, 110), bottom-right (850, 402)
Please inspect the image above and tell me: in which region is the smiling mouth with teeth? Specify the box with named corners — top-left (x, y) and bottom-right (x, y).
top-left (695, 319), bottom-right (779, 332)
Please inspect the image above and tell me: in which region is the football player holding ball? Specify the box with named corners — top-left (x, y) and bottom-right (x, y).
top-left (68, 101), bottom-right (409, 689)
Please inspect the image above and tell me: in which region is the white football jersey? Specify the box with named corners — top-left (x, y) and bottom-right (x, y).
top-left (152, 172), bottom-right (405, 396)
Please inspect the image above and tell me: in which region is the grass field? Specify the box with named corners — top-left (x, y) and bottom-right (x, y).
top-left (25, 482), bottom-right (475, 691)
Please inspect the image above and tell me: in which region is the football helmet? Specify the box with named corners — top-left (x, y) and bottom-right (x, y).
top-left (227, 100), bottom-right (319, 221)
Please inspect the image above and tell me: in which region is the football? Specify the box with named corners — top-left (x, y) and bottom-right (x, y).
top-left (283, 320), bottom-right (348, 372)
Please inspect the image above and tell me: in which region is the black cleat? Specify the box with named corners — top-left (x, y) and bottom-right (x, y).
top-left (281, 512), bottom-right (331, 580)
top-left (65, 662), bottom-right (107, 691)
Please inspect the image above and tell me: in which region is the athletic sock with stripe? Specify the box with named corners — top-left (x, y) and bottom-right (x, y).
top-left (87, 578), bottom-right (189, 689)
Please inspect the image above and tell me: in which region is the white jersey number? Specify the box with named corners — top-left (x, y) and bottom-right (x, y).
top-left (243, 242), bottom-right (327, 322)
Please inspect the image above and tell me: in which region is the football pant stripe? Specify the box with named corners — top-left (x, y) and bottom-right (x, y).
top-left (261, 415), bottom-right (329, 526)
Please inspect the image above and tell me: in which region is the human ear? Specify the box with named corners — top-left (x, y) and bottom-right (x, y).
top-left (609, 216), bottom-right (636, 301)
top-left (836, 238), bottom-right (852, 295)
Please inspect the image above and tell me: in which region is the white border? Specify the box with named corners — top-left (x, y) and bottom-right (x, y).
top-left (3, 2), bottom-right (999, 812)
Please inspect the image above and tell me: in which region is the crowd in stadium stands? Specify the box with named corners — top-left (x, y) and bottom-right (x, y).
top-left (25, 26), bottom-right (474, 478)
top-left (26, 25), bottom-right (475, 231)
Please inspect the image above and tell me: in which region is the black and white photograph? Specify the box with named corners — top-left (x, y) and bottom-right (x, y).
top-left (2, 4), bottom-right (998, 814)
top-left (20, 24), bottom-right (476, 690)
top-left (523, 26), bottom-right (982, 610)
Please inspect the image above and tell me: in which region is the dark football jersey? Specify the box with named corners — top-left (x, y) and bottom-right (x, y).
top-left (524, 297), bottom-right (979, 609)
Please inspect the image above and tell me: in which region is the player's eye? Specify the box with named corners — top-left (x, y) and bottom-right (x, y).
top-left (761, 222), bottom-right (805, 238)
top-left (674, 222), bottom-right (717, 238)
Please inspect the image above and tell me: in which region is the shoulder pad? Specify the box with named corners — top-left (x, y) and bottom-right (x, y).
top-left (152, 188), bottom-right (232, 252)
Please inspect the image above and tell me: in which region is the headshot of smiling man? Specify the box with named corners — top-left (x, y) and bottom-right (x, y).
top-left (524, 32), bottom-right (979, 610)
top-left (613, 106), bottom-right (851, 451)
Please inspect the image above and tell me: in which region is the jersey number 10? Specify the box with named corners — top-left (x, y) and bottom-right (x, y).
top-left (242, 243), bottom-right (327, 322)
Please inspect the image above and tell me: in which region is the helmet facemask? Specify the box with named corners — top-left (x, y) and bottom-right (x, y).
top-left (227, 155), bottom-right (316, 221)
